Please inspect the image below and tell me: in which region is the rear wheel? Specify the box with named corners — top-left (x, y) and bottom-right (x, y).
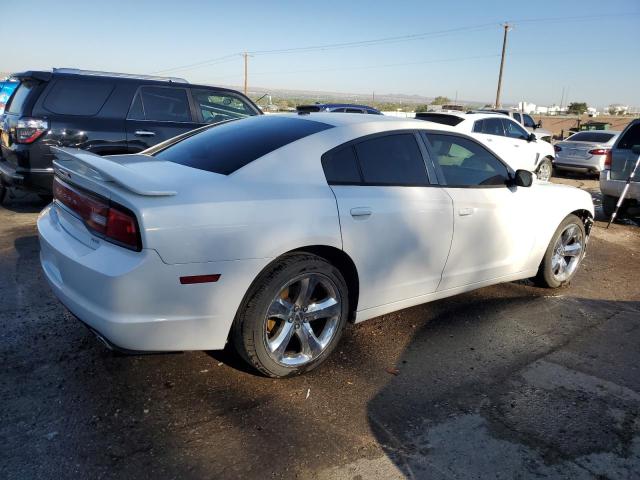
top-left (232, 253), bottom-right (349, 377)
top-left (536, 158), bottom-right (553, 182)
top-left (534, 214), bottom-right (586, 288)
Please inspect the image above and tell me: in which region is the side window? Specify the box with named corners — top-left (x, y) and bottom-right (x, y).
top-left (322, 146), bottom-right (361, 184)
top-left (43, 78), bottom-right (114, 116)
top-left (502, 119), bottom-right (529, 140)
top-left (426, 134), bottom-right (509, 187)
top-left (345, 108), bottom-right (364, 113)
top-left (473, 119), bottom-right (484, 133)
top-left (191, 88), bottom-right (253, 124)
top-left (354, 133), bottom-right (429, 186)
top-left (618, 123), bottom-right (640, 150)
top-left (481, 117), bottom-right (505, 136)
top-left (131, 86), bottom-right (191, 122)
top-left (523, 114), bottom-right (536, 128)
top-left (513, 113), bottom-right (522, 123)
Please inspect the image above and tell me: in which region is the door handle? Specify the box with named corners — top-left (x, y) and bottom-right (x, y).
top-left (135, 130), bottom-right (156, 137)
top-left (350, 207), bottom-right (372, 218)
top-left (458, 207), bottom-right (475, 216)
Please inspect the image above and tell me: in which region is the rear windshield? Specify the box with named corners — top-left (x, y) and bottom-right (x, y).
top-left (153, 115), bottom-right (333, 175)
top-left (7, 82), bottom-right (35, 114)
top-left (568, 132), bottom-right (616, 143)
top-left (415, 113), bottom-right (464, 126)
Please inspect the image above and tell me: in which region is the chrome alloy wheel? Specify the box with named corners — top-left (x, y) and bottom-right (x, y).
top-left (551, 223), bottom-right (584, 282)
top-left (264, 273), bottom-right (342, 367)
top-left (537, 161), bottom-right (552, 182)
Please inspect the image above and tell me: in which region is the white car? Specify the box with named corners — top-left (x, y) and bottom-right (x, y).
top-left (554, 130), bottom-right (621, 175)
top-left (38, 114), bottom-right (594, 377)
top-left (416, 112), bottom-right (556, 181)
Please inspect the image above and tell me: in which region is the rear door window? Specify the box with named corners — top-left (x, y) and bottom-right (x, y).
top-left (43, 78), bottom-right (114, 116)
top-left (617, 123), bottom-right (640, 150)
top-left (479, 117), bottom-right (505, 136)
top-left (130, 86), bottom-right (192, 122)
top-left (191, 88), bottom-right (255, 124)
top-left (354, 133), bottom-right (429, 186)
top-left (322, 146), bottom-right (362, 184)
top-left (152, 115), bottom-right (333, 175)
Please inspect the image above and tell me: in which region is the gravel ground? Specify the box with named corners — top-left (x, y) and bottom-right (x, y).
top-left (1, 175), bottom-right (639, 480)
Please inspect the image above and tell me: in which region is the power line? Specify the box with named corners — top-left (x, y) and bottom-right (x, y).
top-left (150, 12), bottom-right (639, 75)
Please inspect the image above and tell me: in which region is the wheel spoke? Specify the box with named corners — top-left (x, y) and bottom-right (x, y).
top-left (268, 298), bottom-right (293, 320)
top-left (294, 276), bottom-right (319, 307)
top-left (557, 257), bottom-right (567, 276)
top-left (563, 242), bottom-right (582, 257)
top-left (269, 321), bottom-right (295, 358)
top-left (305, 297), bottom-right (340, 321)
top-left (297, 323), bottom-right (323, 358)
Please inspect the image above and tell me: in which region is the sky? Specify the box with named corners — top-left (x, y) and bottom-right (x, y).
top-left (3, 0), bottom-right (639, 108)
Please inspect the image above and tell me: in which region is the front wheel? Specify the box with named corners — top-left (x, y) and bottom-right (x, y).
top-left (536, 158), bottom-right (553, 182)
top-left (534, 214), bottom-right (587, 288)
top-left (231, 253), bottom-right (349, 378)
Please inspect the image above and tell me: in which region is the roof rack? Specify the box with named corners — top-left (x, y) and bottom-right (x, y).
top-left (52, 68), bottom-right (188, 84)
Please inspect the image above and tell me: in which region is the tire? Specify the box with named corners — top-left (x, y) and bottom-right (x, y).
top-left (231, 253), bottom-right (349, 378)
top-left (534, 214), bottom-right (587, 288)
top-left (536, 158), bottom-right (553, 182)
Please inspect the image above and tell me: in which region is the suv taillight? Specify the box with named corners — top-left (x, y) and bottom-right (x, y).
top-left (53, 177), bottom-right (141, 251)
top-left (15, 117), bottom-right (49, 144)
top-left (603, 150), bottom-right (612, 169)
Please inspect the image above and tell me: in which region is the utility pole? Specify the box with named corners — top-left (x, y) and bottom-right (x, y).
top-left (494, 23), bottom-right (511, 108)
top-left (243, 52), bottom-right (249, 95)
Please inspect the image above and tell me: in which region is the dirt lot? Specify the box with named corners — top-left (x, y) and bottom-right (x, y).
top-left (1, 176), bottom-right (639, 480)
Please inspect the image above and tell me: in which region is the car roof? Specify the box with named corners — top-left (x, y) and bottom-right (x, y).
top-left (418, 111), bottom-right (506, 122)
top-left (279, 112), bottom-right (457, 130)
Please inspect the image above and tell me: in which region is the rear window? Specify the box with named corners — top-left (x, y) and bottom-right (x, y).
top-left (322, 146), bottom-right (361, 184)
top-left (153, 116), bottom-right (333, 175)
top-left (43, 78), bottom-right (115, 116)
top-left (616, 124), bottom-right (640, 150)
top-left (569, 132), bottom-right (616, 143)
top-left (129, 86), bottom-right (192, 122)
top-left (7, 82), bottom-right (35, 114)
top-left (415, 113), bottom-right (464, 126)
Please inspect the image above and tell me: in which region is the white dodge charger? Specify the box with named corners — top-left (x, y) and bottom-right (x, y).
top-left (38, 113), bottom-right (594, 377)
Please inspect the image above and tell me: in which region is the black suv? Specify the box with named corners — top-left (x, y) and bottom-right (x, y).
top-left (0, 68), bottom-right (261, 198)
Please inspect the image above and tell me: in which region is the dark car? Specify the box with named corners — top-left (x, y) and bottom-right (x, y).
top-left (0, 68), bottom-right (261, 199)
top-left (296, 103), bottom-right (381, 115)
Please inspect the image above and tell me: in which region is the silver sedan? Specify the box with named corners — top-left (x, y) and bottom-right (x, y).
top-left (553, 130), bottom-right (621, 175)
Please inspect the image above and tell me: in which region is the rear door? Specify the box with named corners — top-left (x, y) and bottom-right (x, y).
top-left (125, 85), bottom-right (201, 152)
top-left (325, 131), bottom-right (454, 310)
top-left (472, 117), bottom-right (512, 160)
top-left (424, 132), bottom-right (537, 290)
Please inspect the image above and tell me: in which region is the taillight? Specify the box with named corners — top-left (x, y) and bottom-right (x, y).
top-left (15, 117), bottom-right (49, 144)
top-left (53, 177), bottom-right (141, 251)
top-left (604, 150), bottom-right (612, 169)
top-left (588, 148), bottom-right (610, 156)
top-left (554, 145), bottom-right (562, 152)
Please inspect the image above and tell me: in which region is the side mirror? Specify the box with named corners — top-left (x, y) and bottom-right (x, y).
top-left (536, 121), bottom-right (543, 128)
top-left (513, 169), bottom-right (533, 187)
top-left (527, 132), bottom-right (537, 142)
top-left (632, 145), bottom-right (640, 155)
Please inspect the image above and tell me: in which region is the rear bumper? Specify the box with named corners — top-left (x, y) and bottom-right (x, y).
top-left (599, 170), bottom-right (640, 200)
top-left (554, 154), bottom-right (604, 172)
top-left (0, 159), bottom-right (53, 193)
top-left (37, 204), bottom-right (269, 351)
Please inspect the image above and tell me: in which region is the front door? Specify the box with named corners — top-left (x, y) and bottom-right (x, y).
top-left (423, 132), bottom-right (537, 290)
top-left (324, 132), bottom-right (454, 310)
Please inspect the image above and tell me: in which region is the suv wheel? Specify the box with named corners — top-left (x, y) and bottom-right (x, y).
top-left (232, 253), bottom-right (349, 377)
top-left (536, 158), bottom-right (553, 182)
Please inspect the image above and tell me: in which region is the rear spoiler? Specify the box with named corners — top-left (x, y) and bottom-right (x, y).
top-left (51, 147), bottom-right (177, 196)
